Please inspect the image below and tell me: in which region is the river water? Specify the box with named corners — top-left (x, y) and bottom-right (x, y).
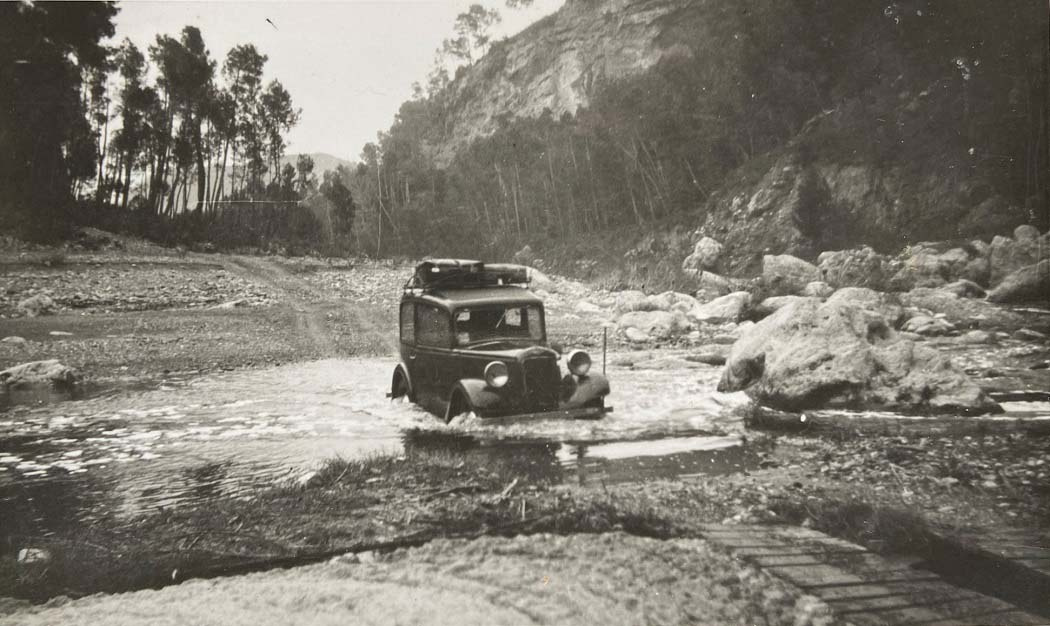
top-left (0, 357), bottom-right (758, 530)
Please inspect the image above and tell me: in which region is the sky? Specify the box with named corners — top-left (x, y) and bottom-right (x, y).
top-left (111, 0), bottom-right (563, 162)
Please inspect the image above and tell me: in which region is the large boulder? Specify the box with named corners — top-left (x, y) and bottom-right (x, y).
top-left (825, 287), bottom-right (905, 327)
top-left (0, 360), bottom-right (79, 388)
top-left (989, 229), bottom-right (1046, 285)
top-left (817, 246), bottom-right (888, 290)
top-left (617, 310), bottom-right (691, 340)
top-left (695, 271), bottom-right (736, 301)
top-left (888, 243), bottom-right (988, 290)
top-left (940, 279), bottom-right (986, 299)
top-left (901, 287), bottom-right (1026, 328)
top-left (754, 295), bottom-right (814, 319)
top-left (681, 237), bottom-right (724, 273)
top-left (16, 294), bottom-right (56, 317)
top-left (901, 315), bottom-right (956, 336)
top-left (525, 267), bottom-right (553, 290)
top-left (717, 299), bottom-right (1000, 414)
top-left (987, 260), bottom-right (1050, 304)
top-left (762, 254), bottom-right (820, 296)
top-left (802, 281), bottom-right (834, 298)
top-left (689, 291), bottom-right (751, 324)
top-left (663, 291), bottom-right (700, 314)
top-left (512, 245), bottom-right (536, 266)
top-left (1014, 224), bottom-right (1041, 243)
top-left (613, 290), bottom-right (649, 313)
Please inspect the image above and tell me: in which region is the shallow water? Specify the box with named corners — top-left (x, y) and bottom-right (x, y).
top-left (0, 356), bottom-right (755, 531)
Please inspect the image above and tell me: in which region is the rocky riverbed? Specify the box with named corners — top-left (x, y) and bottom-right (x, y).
top-left (1, 230), bottom-right (1048, 622)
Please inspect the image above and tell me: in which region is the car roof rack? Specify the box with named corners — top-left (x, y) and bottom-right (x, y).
top-left (404, 259), bottom-right (530, 293)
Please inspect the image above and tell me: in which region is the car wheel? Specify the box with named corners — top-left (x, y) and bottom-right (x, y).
top-left (445, 391), bottom-right (475, 424)
top-left (391, 369), bottom-right (412, 402)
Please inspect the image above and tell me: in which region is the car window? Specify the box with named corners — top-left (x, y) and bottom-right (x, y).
top-left (416, 303), bottom-right (450, 348)
top-left (454, 305), bottom-right (544, 345)
top-left (400, 302), bottom-right (414, 344)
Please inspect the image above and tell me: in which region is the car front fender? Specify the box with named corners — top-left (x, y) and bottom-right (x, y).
top-left (451, 379), bottom-right (505, 412)
top-left (562, 373), bottom-right (610, 408)
top-left (390, 363), bottom-right (413, 398)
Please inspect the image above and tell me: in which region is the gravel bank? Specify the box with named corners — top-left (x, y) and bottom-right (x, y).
top-left (0, 533), bottom-right (830, 626)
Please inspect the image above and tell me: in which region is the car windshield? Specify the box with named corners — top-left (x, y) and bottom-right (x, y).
top-left (454, 305), bottom-right (544, 347)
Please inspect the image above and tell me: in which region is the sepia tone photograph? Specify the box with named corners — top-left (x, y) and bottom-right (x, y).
top-left (1, 0), bottom-right (1048, 623)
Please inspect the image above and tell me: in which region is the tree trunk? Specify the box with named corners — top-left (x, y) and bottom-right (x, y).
top-left (121, 150), bottom-right (133, 211)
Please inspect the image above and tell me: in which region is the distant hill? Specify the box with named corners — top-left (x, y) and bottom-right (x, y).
top-left (280, 153), bottom-right (354, 176)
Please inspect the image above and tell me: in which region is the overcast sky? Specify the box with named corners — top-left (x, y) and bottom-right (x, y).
top-left (112, 0), bottom-right (562, 162)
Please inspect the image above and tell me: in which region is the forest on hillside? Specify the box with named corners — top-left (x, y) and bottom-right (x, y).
top-left (2, 1), bottom-right (1046, 261)
top-left (348, 0), bottom-right (1047, 260)
top-left (1, 2), bottom-right (354, 252)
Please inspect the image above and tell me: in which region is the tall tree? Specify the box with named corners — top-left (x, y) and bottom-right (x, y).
top-left (0, 1), bottom-right (118, 238)
top-left (295, 154), bottom-right (316, 194)
top-left (441, 4), bottom-right (501, 65)
top-left (259, 80), bottom-right (300, 185)
top-left (222, 44), bottom-right (268, 196)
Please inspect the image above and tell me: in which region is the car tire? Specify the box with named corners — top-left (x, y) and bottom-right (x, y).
top-left (445, 391), bottom-right (475, 424)
top-left (391, 369), bottom-right (412, 402)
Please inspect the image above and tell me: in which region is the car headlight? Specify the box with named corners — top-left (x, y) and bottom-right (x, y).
top-left (567, 350), bottom-right (591, 377)
top-left (484, 361), bottom-right (509, 388)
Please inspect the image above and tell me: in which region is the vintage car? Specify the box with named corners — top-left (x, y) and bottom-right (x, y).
top-left (389, 259), bottom-right (611, 422)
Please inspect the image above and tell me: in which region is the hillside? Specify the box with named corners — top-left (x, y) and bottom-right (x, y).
top-left (350, 0), bottom-right (1048, 279)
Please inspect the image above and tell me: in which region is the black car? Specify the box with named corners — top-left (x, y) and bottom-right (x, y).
top-left (389, 259), bottom-right (611, 422)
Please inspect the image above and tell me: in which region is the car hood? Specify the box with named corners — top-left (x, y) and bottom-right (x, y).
top-left (454, 345), bottom-right (559, 361)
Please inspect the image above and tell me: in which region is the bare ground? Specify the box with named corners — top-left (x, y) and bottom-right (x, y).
top-left (1, 240), bottom-right (1049, 622)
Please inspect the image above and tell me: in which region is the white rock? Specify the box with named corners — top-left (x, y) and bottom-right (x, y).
top-left (573, 300), bottom-right (604, 314)
top-left (689, 291), bottom-right (751, 323)
top-left (17, 548), bottom-right (51, 564)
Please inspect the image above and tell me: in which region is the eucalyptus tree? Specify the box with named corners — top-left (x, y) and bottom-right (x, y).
top-left (222, 44), bottom-right (268, 196)
top-left (259, 79), bottom-right (301, 186)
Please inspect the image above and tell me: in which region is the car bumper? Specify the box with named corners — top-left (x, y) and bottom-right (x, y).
top-left (480, 404), bottom-right (612, 422)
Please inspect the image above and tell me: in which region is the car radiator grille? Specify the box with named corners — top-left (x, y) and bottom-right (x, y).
top-left (522, 357), bottom-right (559, 409)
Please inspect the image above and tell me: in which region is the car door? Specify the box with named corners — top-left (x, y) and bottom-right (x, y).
top-left (399, 300), bottom-right (418, 388)
top-left (414, 302), bottom-right (453, 407)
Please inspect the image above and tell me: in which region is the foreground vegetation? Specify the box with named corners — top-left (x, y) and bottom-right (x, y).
top-left (2, 426), bottom-right (1047, 604)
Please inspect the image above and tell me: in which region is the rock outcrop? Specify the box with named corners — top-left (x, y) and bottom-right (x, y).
top-left (718, 299), bottom-right (999, 415)
top-left (434, 0), bottom-right (690, 165)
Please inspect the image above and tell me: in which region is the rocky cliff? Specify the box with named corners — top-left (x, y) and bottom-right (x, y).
top-left (372, 0), bottom-right (1047, 277)
top-left (434, 0), bottom-right (694, 165)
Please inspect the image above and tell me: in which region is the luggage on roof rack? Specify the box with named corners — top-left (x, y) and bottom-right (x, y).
top-left (408, 259), bottom-right (530, 290)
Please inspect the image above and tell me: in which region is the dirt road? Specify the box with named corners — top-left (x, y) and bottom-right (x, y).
top-left (220, 254), bottom-right (397, 358)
